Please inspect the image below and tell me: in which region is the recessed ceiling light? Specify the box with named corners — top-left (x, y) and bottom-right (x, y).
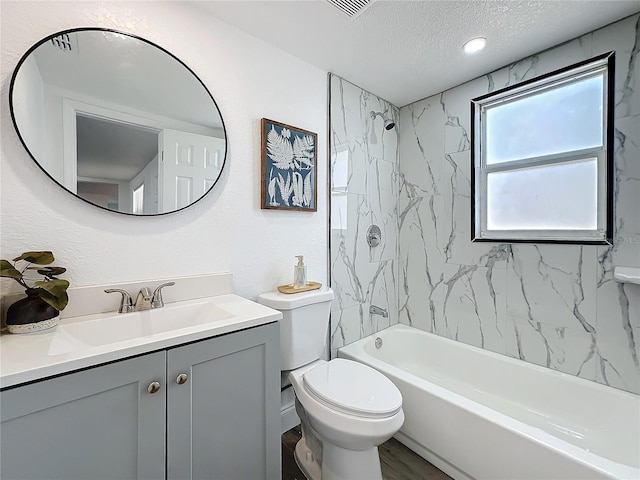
top-left (463, 37), bottom-right (487, 54)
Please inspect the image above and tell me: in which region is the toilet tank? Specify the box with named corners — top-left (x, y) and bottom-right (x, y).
top-left (257, 288), bottom-right (334, 370)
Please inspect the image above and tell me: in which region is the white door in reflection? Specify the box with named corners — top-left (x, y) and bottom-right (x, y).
top-left (159, 129), bottom-right (225, 211)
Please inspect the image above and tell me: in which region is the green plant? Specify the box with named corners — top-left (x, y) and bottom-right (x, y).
top-left (1, 251), bottom-right (69, 311)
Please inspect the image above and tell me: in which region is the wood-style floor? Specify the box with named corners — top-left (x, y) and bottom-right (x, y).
top-left (282, 426), bottom-right (452, 480)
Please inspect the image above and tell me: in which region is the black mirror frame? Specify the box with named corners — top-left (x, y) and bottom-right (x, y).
top-left (9, 27), bottom-right (228, 217)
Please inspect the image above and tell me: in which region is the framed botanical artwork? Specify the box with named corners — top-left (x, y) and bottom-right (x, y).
top-left (261, 118), bottom-right (317, 211)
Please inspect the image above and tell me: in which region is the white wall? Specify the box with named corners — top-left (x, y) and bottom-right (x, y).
top-left (0, 1), bottom-right (328, 300)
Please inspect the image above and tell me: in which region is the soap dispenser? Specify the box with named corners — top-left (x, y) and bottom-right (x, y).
top-left (293, 255), bottom-right (307, 289)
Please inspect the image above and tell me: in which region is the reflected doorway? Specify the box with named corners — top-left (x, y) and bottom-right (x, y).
top-left (76, 114), bottom-right (159, 214)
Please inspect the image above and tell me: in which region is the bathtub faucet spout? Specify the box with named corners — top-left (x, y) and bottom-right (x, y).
top-left (369, 305), bottom-right (388, 318)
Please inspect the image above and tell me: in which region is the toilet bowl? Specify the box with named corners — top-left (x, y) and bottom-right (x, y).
top-left (257, 287), bottom-right (404, 480)
top-left (290, 359), bottom-right (404, 480)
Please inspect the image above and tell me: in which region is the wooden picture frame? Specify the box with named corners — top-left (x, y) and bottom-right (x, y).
top-left (261, 118), bottom-right (317, 211)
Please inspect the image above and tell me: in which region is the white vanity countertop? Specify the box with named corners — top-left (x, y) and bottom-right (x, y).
top-left (0, 294), bottom-right (281, 389)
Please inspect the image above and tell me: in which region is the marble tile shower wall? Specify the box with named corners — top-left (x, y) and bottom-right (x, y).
top-left (399, 14), bottom-right (640, 394)
top-left (329, 74), bottom-right (400, 357)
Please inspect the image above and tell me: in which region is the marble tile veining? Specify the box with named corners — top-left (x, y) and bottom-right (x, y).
top-left (506, 245), bottom-right (597, 332)
top-left (593, 14), bottom-right (640, 119)
top-left (504, 315), bottom-right (598, 382)
top-left (611, 115), bottom-right (640, 236)
top-left (441, 262), bottom-right (507, 355)
top-left (397, 14), bottom-right (640, 395)
top-left (398, 97), bottom-right (445, 197)
top-left (398, 192), bottom-right (447, 332)
top-left (330, 15), bottom-right (639, 394)
top-left (329, 74), bottom-right (400, 354)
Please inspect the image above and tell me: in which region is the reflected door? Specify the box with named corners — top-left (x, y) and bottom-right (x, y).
top-left (159, 129), bottom-right (225, 211)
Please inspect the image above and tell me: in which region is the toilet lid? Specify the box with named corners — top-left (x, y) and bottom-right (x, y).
top-left (302, 359), bottom-right (402, 418)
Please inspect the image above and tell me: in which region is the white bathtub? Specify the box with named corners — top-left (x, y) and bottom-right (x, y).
top-left (338, 324), bottom-right (640, 480)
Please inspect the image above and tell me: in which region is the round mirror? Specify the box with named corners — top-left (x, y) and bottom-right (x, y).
top-left (10, 28), bottom-right (227, 215)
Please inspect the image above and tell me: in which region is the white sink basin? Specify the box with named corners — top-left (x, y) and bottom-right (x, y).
top-left (1, 273), bottom-right (283, 389)
top-left (60, 300), bottom-right (232, 347)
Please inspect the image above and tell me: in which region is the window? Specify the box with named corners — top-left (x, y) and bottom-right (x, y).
top-left (331, 146), bottom-right (349, 230)
top-left (132, 183), bottom-right (145, 214)
top-left (471, 52), bottom-right (614, 244)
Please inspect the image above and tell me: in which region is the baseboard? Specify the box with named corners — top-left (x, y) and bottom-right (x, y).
top-left (281, 404), bottom-right (300, 434)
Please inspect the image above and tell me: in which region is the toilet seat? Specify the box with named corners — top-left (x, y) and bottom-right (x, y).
top-left (302, 359), bottom-right (402, 419)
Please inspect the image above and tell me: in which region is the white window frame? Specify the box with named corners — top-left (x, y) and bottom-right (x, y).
top-left (471, 52), bottom-right (614, 245)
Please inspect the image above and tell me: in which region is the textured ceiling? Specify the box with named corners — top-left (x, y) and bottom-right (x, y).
top-left (191, 0), bottom-right (639, 107)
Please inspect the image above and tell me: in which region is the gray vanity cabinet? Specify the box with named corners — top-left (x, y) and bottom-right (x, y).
top-left (167, 322), bottom-right (281, 479)
top-left (0, 322), bottom-right (280, 480)
top-left (0, 351), bottom-right (167, 480)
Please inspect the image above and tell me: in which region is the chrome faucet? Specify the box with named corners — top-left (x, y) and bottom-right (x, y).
top-left (151, 282), bottom-right (175, 309)
top-left (105, 282), bottom-right (175, 313)
top-left (369, 305), bottom-right (388, 318)
top-left (134, 287), bottom-right (153, 311)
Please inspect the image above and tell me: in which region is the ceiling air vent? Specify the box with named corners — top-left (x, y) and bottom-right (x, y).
top-left (327, 0), bottom-right (375, 18)
top-left (49, 33), bottom-right (78, 53)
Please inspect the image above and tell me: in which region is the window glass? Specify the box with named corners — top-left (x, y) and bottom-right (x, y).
top-left (486, 159), bottom-right (598, 230)
top-left (472, 52), bottom-right (613, 244)
top-left (485, 74), bottom-right (604, 165)
top-left (133, 184), bottom-right (144, 214)
top-left (332, 148), bottom-right (349, 191)
top-left (331, 147), bottom-right (349, 230)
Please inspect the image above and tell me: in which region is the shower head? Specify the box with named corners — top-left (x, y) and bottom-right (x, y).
top-left (370, 111), bottom-right (396, 130)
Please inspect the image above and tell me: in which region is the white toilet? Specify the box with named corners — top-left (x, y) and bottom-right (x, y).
top-left (258, 287), bottom-right (404, 480)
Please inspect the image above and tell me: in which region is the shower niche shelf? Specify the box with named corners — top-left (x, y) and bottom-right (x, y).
top-left (613, 267), bottom-right (640, 285)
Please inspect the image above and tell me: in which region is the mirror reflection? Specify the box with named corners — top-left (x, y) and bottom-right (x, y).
top-left (10, 29), bottom-right (226, 215)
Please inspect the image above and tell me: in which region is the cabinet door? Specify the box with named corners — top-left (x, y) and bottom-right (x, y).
top-left (0, 351), bottom-right (166, 480)
top-left (167, 322), bottom-right (280, 480)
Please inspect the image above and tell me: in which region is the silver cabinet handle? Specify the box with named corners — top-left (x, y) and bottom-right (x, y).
top-left (147, 381), bottom-right (161, 394)
top-left (176, 373), bottom-right (188, 385)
